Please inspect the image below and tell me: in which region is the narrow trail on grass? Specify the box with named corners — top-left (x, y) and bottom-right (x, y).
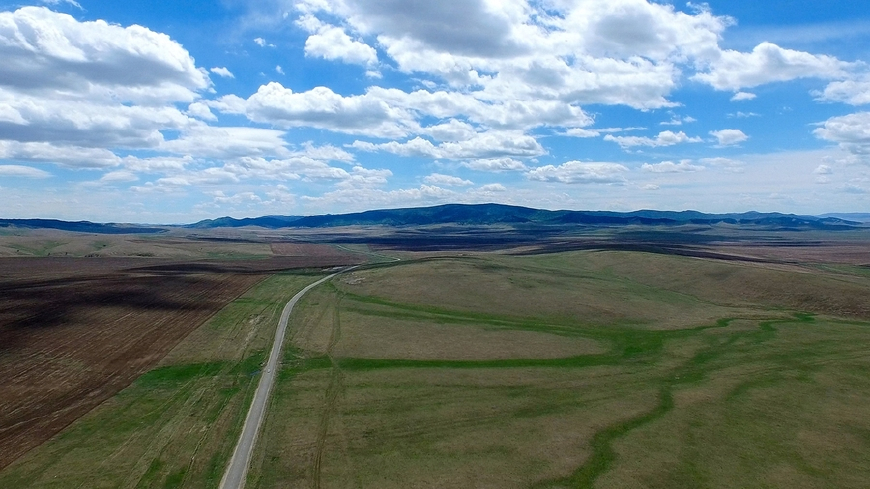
top-left (219, 268), bottom-right (355, 489)
top-left (312, 294), bottom-right (346, 489)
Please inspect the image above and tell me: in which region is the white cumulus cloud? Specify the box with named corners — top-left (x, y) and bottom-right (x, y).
top-left (814, 112), bottom-right (870, 161)
top-left (297, 15), bottom-right (378, 66)
top-left (352, 131), bottom-right (545, 160)
top-left (0, 140), bottom-right (122, 168)
top-left (817, 77), bottom-right (870, 105)
top-left (731, 92), bottom-right (757, 101)
top-left (693, 42), bottom-right (852, 91)
top-left (564, 128), bottom-right (601, 138)
top-left (476, 183), bottom-right (506, 192)
top-left (160, 126), bottom-right (291, 160)
top-left (423, 173), bottom-right (473, 187)
top-left (213, 83), bottom-right (417, 138)
top-left (210, 67), bottom-right (235, 78)
top-left (814, 164), bottom-right (833, 175)
top-left (291, 0), bottom-right (732, 111)
top-left (461, 157), bottom-right (528, 172)
top-left (641, 160), bottom-right (705, 173)
top-left (526, 161), bottom-right (628, 184)
top-left (710, 129), bottom-right (749, 146)
top-left (0, 164), bottom-right (52, 178)
top-left (605, 130), bottom-right (702, 149)
top-left (187, 102), bottom-right (217, 121)
top-left (99, 170), bottom-right (138, 183)
top-left (0, 7), bottom-right (210, 102)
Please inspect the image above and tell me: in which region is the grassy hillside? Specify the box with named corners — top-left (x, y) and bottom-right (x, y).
top-left (248, 250), bottom-right (870, 488)
top-left (3, 248), bottom-right (868, 488)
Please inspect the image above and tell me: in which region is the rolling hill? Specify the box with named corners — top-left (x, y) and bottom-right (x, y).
top-left (1, 204), bottom-right (862, 234)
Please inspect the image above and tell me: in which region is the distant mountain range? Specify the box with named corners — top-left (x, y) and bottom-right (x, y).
top-left (820, 213), bottom-right (870, 223)
top-left (0, 218), bottom-right (165, 234)
top-left (188, 204), bottom-right (861, 230)
top-left (184, 215), bottom-right (303, 229)
top-left (0, 204), bottom-right (863, 234)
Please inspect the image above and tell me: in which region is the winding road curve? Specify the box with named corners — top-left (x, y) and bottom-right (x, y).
top-left (219, 268), bottom-right (355, 489)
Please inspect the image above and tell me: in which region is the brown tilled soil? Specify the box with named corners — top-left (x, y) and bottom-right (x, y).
top-left (0, 254), bottom-right (363, 469)
top-left (270, 242), bottom-right (351, 258)
top-left (715, 242), bottom-right (870, 266)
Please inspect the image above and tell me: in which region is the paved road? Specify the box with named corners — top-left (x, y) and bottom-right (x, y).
top-left (219, 269), bottom-right (354, 489)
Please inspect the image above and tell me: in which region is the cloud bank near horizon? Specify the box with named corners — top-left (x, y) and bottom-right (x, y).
top-left (0, 1), bottom-right (868, 220)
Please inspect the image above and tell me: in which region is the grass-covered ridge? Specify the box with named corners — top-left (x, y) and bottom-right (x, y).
top-left (250, 250), bottom-right (870, 489)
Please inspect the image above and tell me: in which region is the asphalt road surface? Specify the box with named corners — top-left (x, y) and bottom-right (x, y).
top-left (219, 269), bottom-right (353, 489)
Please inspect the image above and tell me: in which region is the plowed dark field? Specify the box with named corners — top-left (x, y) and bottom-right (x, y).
top-left (0, 255), bottom-right (363, 469)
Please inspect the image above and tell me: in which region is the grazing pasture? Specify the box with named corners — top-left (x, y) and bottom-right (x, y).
top-left (248, 250), bottom-right (870, 488)
top-left (0, 230), bottom-right (271, 258)
top-left (1, 224), bottom-right (869, 488)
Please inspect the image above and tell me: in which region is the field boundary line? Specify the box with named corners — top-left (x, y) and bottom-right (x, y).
top-left (335, 244), bottom-right (400, 263)
top-left (218, 267), bottom-right (357, 489)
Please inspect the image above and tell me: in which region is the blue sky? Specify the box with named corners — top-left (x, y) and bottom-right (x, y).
top-left (1, 0), bottom-right (869, 222)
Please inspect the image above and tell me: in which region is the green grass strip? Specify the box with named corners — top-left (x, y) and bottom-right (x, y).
top-left (533, 313), bottom-right (817, 488)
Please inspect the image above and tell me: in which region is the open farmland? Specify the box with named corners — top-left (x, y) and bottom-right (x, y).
top-left (1, 224), bottom-right (869, 488)
top-left (0, 229), bottom-right (365, 261)
top-left (0, 229), bottom-right (273, 258)
top-left (0, 271), bottom-right (340, 488)
top-left (0, 241), bottom-right (364, 474)
top-left (246, 249), bottom-right (870, 488)
top-left (0, 257), bottom-right (264, 469)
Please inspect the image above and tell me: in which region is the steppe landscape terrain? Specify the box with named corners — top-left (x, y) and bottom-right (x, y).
top-left (4, 0), bottom-right (870, 487)
top-left (1, 207), bottom-right (869, 488)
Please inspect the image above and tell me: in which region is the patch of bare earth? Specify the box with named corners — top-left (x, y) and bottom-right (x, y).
top-left (0, 258), bottom-right (266, 469)
top-left (715, 243), bottom-right (870, 266)
top-left (270, 242), bottom-right (354, 259)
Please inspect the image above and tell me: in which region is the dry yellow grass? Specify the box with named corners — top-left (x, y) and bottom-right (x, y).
top-left (0, 230), bottom-right (274, 258)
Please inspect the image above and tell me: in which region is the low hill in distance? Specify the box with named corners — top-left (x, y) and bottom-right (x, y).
top-left (1, 204), bottom-right (863, 235)
top-left (192, 204), bottom-right (861, 230)
top-left (184, 215), bottom-right (303, 229)
top-left (820, 213), bottom-right (870, 223)
top-left (0, 219), bottom-right (165, 235)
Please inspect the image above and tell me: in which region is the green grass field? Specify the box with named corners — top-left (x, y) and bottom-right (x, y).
top-left (247, 251), bottom-right (870, 488)
top-left (0, 231), bottom-right (276, 258)
top-left (0, 272), bottom-right (326, 488)
top-left (3, 249), bottom-right (869, 488)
